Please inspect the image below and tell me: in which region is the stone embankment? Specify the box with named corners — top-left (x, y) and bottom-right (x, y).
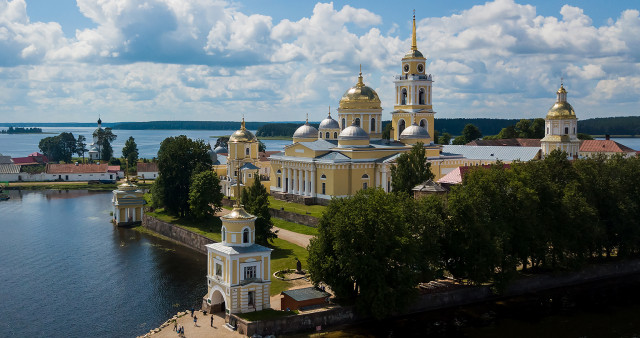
top-left (142, 215), bottom-right (213, 254)
top-left (138, 311), bottom-right (189, 338)
top-left (221, 198), bottom-right (319, 227)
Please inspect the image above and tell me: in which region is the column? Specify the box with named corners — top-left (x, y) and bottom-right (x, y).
top-left (298, 169), bottom-right (303, 197)
top-left (311, 168), bottom-right (316, 197)
top-left (304, 170), bottom-right (308, 196)
top-left (381, 170), bottom-right (388, 192)
top-left (287, 168), bottom-right (292, 194)
top-left (292, 169), bottom-right (297, 195)
top-left (375, 170), bottom-right (380, 187)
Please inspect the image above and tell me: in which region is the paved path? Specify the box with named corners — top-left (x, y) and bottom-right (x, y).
top-left (215, 209), bottom-right (313, 248)
top-left (143, 310), bottom-right (242, 338)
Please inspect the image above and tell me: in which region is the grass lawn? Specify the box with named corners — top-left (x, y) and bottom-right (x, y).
top-left (272, 218), bottom-right (318, 236)
top-left (146, 208), bottom-right (222, 242)
top-left (267, 196), bottom-right (327, 218)
top-left (269, 237), bottom-right (309, 295)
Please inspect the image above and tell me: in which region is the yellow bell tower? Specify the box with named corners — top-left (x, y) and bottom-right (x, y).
top-left (391, 12), bottom-right (434, 143)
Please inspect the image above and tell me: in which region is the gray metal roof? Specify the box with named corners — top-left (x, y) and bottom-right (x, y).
top-left (319, 115), bottom-right (340, 129)
top-left (293, 123), bottom-right (319, 138)
top-left (282, 287), bottom-right (330, 301)
top-left (0, 164), bottom-right (19, 174)
top-left (400, 124), bottom-right (430, 139)
top-left (0, 155), bottom-right (12, 164)
top-left (240, 162), bottom-right (259, 170)
top-left (442, 145), bottom-right (540, 161)
top-left (298, 139), bottom-right (337, 151)
top-left (316, 152), bottom-right (351, 161)
top-left (206, 242), bottom-right (272, 255)
top-left (338, 125), bottom-right (369, 140)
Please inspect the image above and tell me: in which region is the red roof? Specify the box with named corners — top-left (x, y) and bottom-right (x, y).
top-left (107, 165), bottom-right (121, 173)
top-left (11, 153), bottom-right (49, 165)
top-left (438, 164), bottom-right (511, 185)
top-left (259, 151), bottom-right (280, 162)
top-left (46, 163), bottom-right (108, 174)
top-left (137, 162), bottom-right (158, 172)
top-left (579, 140), bottom-right (636, 153)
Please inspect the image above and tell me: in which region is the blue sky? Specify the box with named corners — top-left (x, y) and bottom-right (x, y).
top-left (0, 0), bottom-right (639, 123)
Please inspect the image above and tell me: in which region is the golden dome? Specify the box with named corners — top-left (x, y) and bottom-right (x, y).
top-left (229, 118), bottom-right (257, 143)
top-left (222, 206), bottom-right (256, 220)
top-left (546, 85), bottom-right (576, 120)
top-left (339, 69), bottom-right (381, 110)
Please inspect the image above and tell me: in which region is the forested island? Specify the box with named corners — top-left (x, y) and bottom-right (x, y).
top-left (0, 126), bottom-right (42, 134)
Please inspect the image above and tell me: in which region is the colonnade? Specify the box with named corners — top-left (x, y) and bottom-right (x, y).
top-left (281, 166), bottom-right (316, 197)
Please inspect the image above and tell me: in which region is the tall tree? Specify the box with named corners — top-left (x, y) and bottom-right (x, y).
top-left (93, 127), bottom-right (117, 160)
top-left (188, 171), bottom-right (223, 219)
top-left (76, 135), bottom-right (88, 163)
top-left (101, 140), bottom-right (113, 162)
top-left (39, 132), bottom-right (76, 162)
top-left (122, 136), bottom-right (139, 167)
top-left (438, 132), bottom-right (452, 145)
top-left (308, 189), bottom-right (435, 318)
top-left (258, 140), bottom-right (266, 153)
top-left (214, 136), bottom-right (229, 150)
top-left (241, 171), bottom-right (277, 245)
top-left (156, 135), bottom-right (212, 217)
top-left (462, 123), bottom-right (482, 142)
top-left (390, 142), bottom-right (434, 194)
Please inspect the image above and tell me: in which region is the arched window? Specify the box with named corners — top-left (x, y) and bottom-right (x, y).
top-left (342, 118), bottom-right (346, 130)
top-left (333, 132), bottom-right (337, 138)
top-left (398, 119), bottom-right (406, 135)
top-left (362, 174), bottom-right (369, 179)
top-left (371, 118), bottom-right (376, 132)
top-left (321, 174), bottom-right (326, 179)
top-left (419, 89), bottom-right (425, 104)
top-left (401, 89), bottom-right (407, 105)
top-left (419, 119), bottom-right (426, 128)
top-left (222, 227), bottom-right (226, 242)
top-left (319, 132), bottom-right (322, 138)
top-left (355, 118), bottom-right (360, 127)
top-left (326, 132), bottom-right (330, 139)
top-left (573, 127), bottom-right (576, 134)
top-left (276, 169), bottom-right (281, 174)
top-left (243, 228), bottom-right (249, 243)
top-left (245, 147), bottom-right (250, 156)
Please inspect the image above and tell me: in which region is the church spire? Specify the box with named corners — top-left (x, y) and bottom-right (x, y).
top-left (356, 64), bottom-right (364, 88)
top-left (411, 10), bottom-right (417, 51)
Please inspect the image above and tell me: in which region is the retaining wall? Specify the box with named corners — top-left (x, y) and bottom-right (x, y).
top-left (221, 197), bottom-right (319, 227)
top-left (141, 215), bottom-right (214, 254)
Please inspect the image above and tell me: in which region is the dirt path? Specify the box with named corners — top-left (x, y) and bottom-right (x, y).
top-left (215, 209), bottom-right (313, 248)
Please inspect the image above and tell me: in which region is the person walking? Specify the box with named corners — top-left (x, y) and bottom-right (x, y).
top-left (173, 320), bottom-right (177, 331)
top-left (211, 315), bottom-right (214, 327)
top-left (194, 314), bottom-right (198, 326)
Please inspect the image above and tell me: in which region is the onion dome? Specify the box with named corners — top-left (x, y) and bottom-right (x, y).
top-left (293, 120), bottom-right (319, 139)
top-left (222, 205), bottom-right (256, 221)
top-left (339, 68), bottom-right (381, 110)
top-left (319, 111), bottom-right (340, 130)
top-left (229, 118), bottom-right (257, 143)
top-left (338, 123), bottom-right (370, 141)
top-left (400, 123), bottom-right (430, 140)
top-left (97, 117), bottom-right (102, 125)
top-left (546, 85), bottom-right (576, 120)
top-left (214, 145), bottom-right (227, 154)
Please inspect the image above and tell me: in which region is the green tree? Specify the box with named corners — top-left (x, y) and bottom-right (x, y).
top-left (462, 123), bottom-right (482, 142)
top-left (390, 142), bottom-right (434, 194)
top-left (101, 140), bottom-right (113, 162)
top-left (496, 125), bottom-right (518, 139)
top-left (258, 140), bottom-right (266, 153)
top-left (241, 171), bottom-right (277, 245)
top-left (214, 136), bottom-right (229, 149)
top-left (382, 122), bottom-right (393, 141)
top-left (76, 135), bottom-right (88, 163)
top-left (188, 171), bottom-right (223, 219)
top-left (155, 135), bottom-right (212, 217)
top-left (38, 132), bottom-right (76, 162)
top-left (438, 132), bottom-right (452, 145)
top-left (577, 133), bottom-right (594, 140)
top-left (530, 118), bottom-right (545, 138)
top-left (308, 188), bottom-right (431, 318)
top-left (122, 136), bottom-right (139, 167)
top-left (93, 127), bottom-right (117, 160)
top-left (451, 135), bottom-right (467, 145)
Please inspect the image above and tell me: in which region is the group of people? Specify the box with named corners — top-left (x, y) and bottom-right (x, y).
top-left (173, 321), bottom-right (185, 336)
top-left (171, 307), bottom-right (217, 336)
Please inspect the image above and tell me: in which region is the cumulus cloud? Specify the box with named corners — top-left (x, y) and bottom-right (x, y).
top-left (1, 0), bottom-right (640, 122)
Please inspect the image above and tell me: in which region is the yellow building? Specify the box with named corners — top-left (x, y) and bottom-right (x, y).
top-left (203, 202), bottom-right (272, 319)
top-left (111, 180), bottom-right (145, 226)
top-left (266, 13), bottom-right (541, 204)
top-left (220, 118), bottom-right (261, 197)
top-left (540, 83), bottom-right (580, 158)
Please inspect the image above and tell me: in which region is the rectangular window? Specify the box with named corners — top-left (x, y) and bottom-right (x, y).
top-left (215, 263), bottom-right (223, 278)
top-left (244, 266), bottom-right (256, 280)
top-left (277, 177), bottom-right (281, 188)
top-left (248, 291), bottom-right (255, 306)
top-left (322, 182), bottom-right (326, 195)
top-left (363, 182), bottom-right (368, 189)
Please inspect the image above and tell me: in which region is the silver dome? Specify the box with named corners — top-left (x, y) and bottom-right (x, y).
top-left (208, 148), bottom-right (218, 163)
top-left (319, 115), bottom-right (340, 129)
top-left (338, 124), bottom-right (370, 140)
top-left (400, 123), bottom-right (430, 139)
top-left (214, 146), bottom-right (227, 154)
top-left (293, 123), bottom-right (319, 139)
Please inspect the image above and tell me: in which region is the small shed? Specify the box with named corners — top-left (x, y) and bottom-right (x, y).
top-left (281, 287), bottom-right (330, 311)
top-left (412, 179), bottom-right (447, 199)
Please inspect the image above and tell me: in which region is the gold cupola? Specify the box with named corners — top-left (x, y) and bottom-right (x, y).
top-left (229, 117), bottom-right (258, 143)
top-left (546, 84), bottom-right (576, 120)
top-left (402, 12), bottom-right (426, 60)
top-left (339, 67), bottom-right (382, 110)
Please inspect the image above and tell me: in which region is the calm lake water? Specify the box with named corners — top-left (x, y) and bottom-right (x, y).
top-left (0, 190), bottom-right (206, 337)
top-left (0, 127), bottom-right (291, 159)
top-left (0, 126), bottom-right (638, 159)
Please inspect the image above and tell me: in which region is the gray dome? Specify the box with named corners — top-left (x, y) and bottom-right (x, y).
top-left (319, 115), bottom-right (340, 129)
top-left (338, 124), bottom-right (369, 140)
top-left (293, 122), bottom-right (319, 139)
top-left (214, 146), bottom-right (227, 154)
top-left (400, 123), bottom-right (430, 139)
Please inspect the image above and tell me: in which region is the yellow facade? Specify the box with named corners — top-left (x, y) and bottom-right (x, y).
top-left (112, 181), bottom-right (145, 226)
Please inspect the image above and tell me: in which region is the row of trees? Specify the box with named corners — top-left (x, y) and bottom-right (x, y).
top-left (1, 126), bottom-right (42, 134)
top-left (483, 118), bottom-right (545, 139)
top-left (38, 129), bottom-right (124, 163)
top-left (308, 146), bottom-right (640, 318)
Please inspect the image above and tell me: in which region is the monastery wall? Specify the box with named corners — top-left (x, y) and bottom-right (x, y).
top-left (141, 215), bottom-right (214, 254)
